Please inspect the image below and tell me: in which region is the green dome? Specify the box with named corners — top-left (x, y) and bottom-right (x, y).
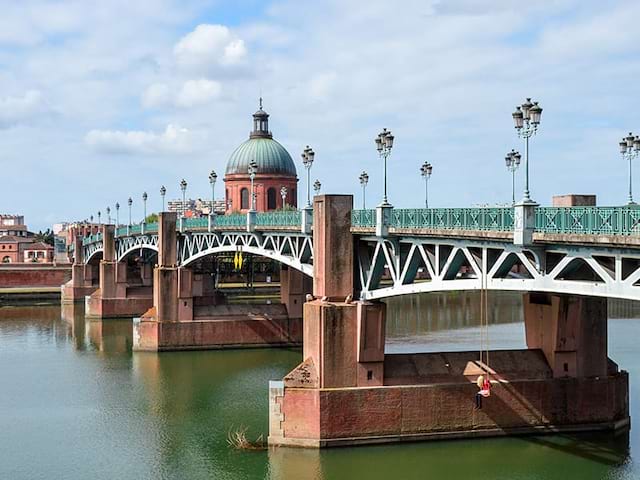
top-left (225, 137), bottom-right (297, 176)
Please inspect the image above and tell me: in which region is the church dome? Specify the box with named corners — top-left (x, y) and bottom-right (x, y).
top-left (224, 100), bottom-right (297, 177)
top-left (225, 137), bottom-right (297, 176)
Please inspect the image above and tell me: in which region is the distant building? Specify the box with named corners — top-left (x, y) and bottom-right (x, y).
top-left (167, 198), bottom-right (226, 216)
top-left (23, 242), bottom-right (54, 263)
top-left (0, 236), bottom-right (22, 263)
top-left (0, 214), bottom-right (34, 263)
top-left (0, 214), bottom-right (29, 238)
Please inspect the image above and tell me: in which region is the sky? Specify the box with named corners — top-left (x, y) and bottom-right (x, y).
top-left (1, 0), bottom-right (639, 230)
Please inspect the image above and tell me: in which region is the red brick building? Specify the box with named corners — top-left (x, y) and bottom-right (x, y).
top-left (224, 101), bottom-right (298, 213)
top-left (0, 215), bottom-right (54, 264)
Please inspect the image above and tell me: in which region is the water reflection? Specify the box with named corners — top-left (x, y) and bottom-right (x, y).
top-left (0, 299), bottom-right (638, 480)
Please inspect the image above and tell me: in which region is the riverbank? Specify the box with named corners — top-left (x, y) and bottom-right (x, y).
top-left (0, 282), bottom-right (281, 307)
top-left (0, 287), bottom-right (62, 306)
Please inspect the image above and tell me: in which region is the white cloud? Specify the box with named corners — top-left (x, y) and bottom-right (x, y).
top-left (85, 124), bottom-right (197, 155)
top-left (0, 90), bottom-right (48, 128)
top-left (309, 72), bottom-right (337, 100)
top-left (141, 83), bottom-right (171, 108)
top-left (175, 78), bottom-right (221, 107)
top-left (173, 24), bottom-right (247, 71)
top-left (142, 79), bottom-right (221, 108)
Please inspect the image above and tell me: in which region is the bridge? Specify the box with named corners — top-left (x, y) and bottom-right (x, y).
top-left (74, 202), bottom-right (640, 303)
top-left (63, 196), bottom-right (638, 448)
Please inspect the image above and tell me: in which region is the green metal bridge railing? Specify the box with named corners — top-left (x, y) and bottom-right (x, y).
top-left (535, 206), bottom-right (640, 235)
top-left (351, 206), bottom-right (640, 235)
top-left (215, 214), bottom-right (248, 227)
top-left (82, 206), bottom-right (640, 246)
top-left (391, 207), bottom-right (515, 232)
top-left (255, 210), bottom-right (302, 226)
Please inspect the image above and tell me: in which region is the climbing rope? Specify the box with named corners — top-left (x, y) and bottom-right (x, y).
top-left (479, 257), bottom-right (490, 373)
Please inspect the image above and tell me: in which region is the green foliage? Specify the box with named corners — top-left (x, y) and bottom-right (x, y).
top-left (145, 213), bottom-right (159, 223)
top-left (34, 229), bottom-right (54, 246)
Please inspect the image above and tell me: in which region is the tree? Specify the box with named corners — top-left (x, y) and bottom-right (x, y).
top-left (145, 213), bottom-right (159, 223)
top-left (34, 229), bottom-right (54, 246)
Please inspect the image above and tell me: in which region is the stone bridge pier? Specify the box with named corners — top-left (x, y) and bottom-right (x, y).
top-left (133, 212), bottom-right (304, 351)
top-left (85, 225), bottom-right (155, 319)
top-left (62, 229), bottom-right (100, 304)
top-left (268, 195), bottom-right (629, 448)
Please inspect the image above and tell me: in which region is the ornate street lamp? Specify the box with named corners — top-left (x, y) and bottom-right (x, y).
top-left (180, 179), bottom-right (187, 217)
top-left (420, 161), bottom-right (433, 208)
top-left (620, 132), bottom-right (640, 205)
top-left (512, 98), bottom-right (542, 203)
top-left (106, 206), bottom-right (111, 224)
top-left (97, 210), bottom-right (101, 226)
top-left (142, 192), bottom-right (148, 223)
top-left (301, 146), bottom-right (315, 208)
top-left (375, 128), bottom-right (394, 205)
top-left (280, 186), bottom-right (288, 208)
top-left (209, 170), bottom-right (217, 214)
top-left (115, 202), bottom-right (120, 227)
top-left (358, 171), bottom-right (369, 209)
top-left (313, 179), bottom-right (321, 195)
top-left (160, 185), bottom-right (166, 212)
top-left (127, 197), bottom-right (132, 226)
top-left (248, 160), bottom-right (258, 211)
top-left (505, 149), bottom-right (521, 206)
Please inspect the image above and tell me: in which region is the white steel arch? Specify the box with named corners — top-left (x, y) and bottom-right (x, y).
top-left (358, 236), bottom-right (640, 302)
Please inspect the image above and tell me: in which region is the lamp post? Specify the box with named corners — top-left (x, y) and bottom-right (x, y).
top-left (106, 207), bottom-right (111, 224)
top-left (248, 160), bottom-right (258, 211)
top-left (127, 197), bottom-right (132, 226)
top-left (505, 149), bottom-right (521, 206)
top-left (376, 128), bottom-right (394, 205)
top-left (301, 146), bottom-right (315, 208)
top-left (180, 179), bottom-right (187, 217)
top-left (97, 210), bottom-right (101, 226)
top-left (142, 192), bottom-right (148, 223)
top-left (313, 179), bottom-right (321, 195)
top-left (115, 202), bottom-right (120, 228)
top-left (512, 98), bottom-right (543, 203)
top-left (358, 171), bottom-right (369, 209)
top-left (620, 132), bottom-right (640, 205)
top-left (280, 186), bottom-right (287, 208)
top-left (420, 161), bottom-right (433, 208)
top-left (209, 170), bottom-right (217, 214)
top-left (160, 185), bottom-right (166, 212)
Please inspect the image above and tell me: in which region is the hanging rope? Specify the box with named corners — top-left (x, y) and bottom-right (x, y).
top-left (478, 254), bottom-right (490, 373)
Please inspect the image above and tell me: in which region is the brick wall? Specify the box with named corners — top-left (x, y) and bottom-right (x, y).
top-left (279, 372), bottom-right (628, 444)
top-left (0, 266), bottom-right (71, 288)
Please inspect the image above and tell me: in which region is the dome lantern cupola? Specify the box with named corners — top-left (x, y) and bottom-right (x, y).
top-left (250, 97), bottom-right (272, 139)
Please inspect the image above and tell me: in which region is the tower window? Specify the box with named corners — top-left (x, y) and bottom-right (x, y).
top-left (241, 188), bottom-right (249, 210)
top-left (267, 187), bottom-right (277, 210)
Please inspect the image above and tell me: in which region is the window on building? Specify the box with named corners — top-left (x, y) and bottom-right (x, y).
top-left (2, 256), bottom-right (10, 263)
top-left (241, 188), bottom-right (249, 210)
top-left (267, 187), bottom-right (277, 210)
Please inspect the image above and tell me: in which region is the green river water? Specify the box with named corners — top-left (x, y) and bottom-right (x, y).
top-left (1, 292), bottom-right (639, 480)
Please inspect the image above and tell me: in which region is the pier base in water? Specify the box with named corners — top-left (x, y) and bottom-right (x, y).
top-left (132, 305), bottom-right (302, 351)
top-left (268, 349), bottom-right (629, 448)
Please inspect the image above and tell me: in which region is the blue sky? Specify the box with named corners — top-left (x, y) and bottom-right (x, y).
top-left (1, 0), bottom-right (639, 230)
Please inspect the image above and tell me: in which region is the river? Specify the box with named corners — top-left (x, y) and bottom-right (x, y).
top-left (1, 292), bottom-right (638, 480)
